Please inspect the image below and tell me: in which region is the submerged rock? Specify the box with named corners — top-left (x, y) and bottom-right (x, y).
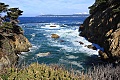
top-left (75, 41), bottom-right (84, 45)
top-left (59, 40), bottom-right (65, 42)
top-left (51, 34), bottom-right (60, 38)
top-left (85, 45), bottom-right (97, 50)
top-left (80, 0), bottom-right (120, 62)
top-left (79, 41), bottom-right (84, 45)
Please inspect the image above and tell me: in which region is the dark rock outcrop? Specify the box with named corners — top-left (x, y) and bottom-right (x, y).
top-left (0, 25), bottom-right (31, 70)
top-left (79, 41), bottom-right (84, 45)
top-left (78, 24), bottom-right (84, 32)
top-left (80, 0), bottom-right (120, 62)
top-left (85, 45), bottom-right (97, 50)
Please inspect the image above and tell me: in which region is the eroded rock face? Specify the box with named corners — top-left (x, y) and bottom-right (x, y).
top-left (10, 34), bottom-right (31, 52)
top-left (80, 0), bottom-right (120, 62)
top-left (0, 26), bottom-right (31, 70)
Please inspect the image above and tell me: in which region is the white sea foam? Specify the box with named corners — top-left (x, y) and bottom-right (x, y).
top-left (18, 45), bottom-right (41, 65)
top-left (21, 52), bottom-right (29, 56)
top-left (44, 26), bottom-right (102, 56)
top-left (59, 59), bottom-right (84, 69)
top-left (66, 55), bottom-right (79, 59)
top-left (70, 61), bottom-right (84, 69)
top-left (30, 33), bottom-right (36, 41)
top-left (36, 52), bottom-right (50, 57)
top-left (29, 45), bottom-right (40, 52)
top-left (41, 23), bottom-right (61, 30)
top-left (38, 23), bottom-right (104, 56)
top-left (17, 54), bottom-right (25, 59)
top-left (19, 45), bottom-right (40, 57)
top-left (18, 17), bottom-right (104, 70)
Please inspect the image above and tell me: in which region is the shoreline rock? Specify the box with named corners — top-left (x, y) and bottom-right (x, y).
top-left (0, 25), bottom-right (31, 70)
top-left (51, 34), bottom-right (60, 38)
top-left (80, 0), bottom-right (120, 62)
top-left (85, 45), bottom-right (97, 50)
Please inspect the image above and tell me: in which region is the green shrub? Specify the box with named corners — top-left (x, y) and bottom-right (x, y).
top-left (0, 22), bottom-right (13, 29)
top-left (0, 63), bottom-right (120, 80)
top-left (112, 6), bottom-right (120, 13)
top-left (5, 63), bottom-right (82, 80)
top-left (89, 0), bottom-right (108, 14)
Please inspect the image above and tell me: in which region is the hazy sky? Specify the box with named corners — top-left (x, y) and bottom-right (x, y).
top-left (1, 0), bottom-right (94, 17)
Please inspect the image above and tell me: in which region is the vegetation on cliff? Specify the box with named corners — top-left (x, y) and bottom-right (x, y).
top-left (0, 2), bottom-right (31, 70)
top-left (0, 1), bottom-right (120, 80)
top-left (0, 2), bottom-right (23, 33)
top-left (89, 0), bottom-right (120, 14)
top-left (0, 2), bottom-right (23, 24)
top-left (0, 63), bottom-right (120, 80)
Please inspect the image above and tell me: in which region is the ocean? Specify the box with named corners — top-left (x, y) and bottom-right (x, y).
top-left (18, 15), bottom-right (103, 71)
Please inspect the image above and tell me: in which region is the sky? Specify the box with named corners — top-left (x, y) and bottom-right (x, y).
top-left (0, 0), bottom-right (95, 17)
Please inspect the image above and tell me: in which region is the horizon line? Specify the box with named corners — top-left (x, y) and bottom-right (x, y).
top-left (20, 13), bottom-right (90, 17)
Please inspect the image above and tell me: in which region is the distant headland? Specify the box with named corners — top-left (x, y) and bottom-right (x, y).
top-left (36, 14), bottom-right (89, 17)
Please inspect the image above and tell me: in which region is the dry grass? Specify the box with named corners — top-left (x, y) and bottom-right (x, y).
top-left (87, 64), bottom-right (120, 80)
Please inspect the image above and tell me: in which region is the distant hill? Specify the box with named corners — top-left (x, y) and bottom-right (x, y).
top-left (36, 14), bottom-right (89, 17)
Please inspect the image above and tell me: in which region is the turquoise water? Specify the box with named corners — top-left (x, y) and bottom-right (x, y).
top-left (18, 16), bottom-right (102, 71)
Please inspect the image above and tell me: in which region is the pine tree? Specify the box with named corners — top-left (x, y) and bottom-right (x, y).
top-left (0, 2), bottom-right (23, 25)
top-left (0, 2), bottom-right (9, 13)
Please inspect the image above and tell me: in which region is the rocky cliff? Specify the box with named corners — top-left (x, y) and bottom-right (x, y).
top-left (0, 25), bottom-right (31, 70)
top-left (80, 0), bottom-right (120, 62)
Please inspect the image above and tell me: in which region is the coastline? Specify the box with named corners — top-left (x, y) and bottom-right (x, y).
top-left (0, 1), bottom-right (120, 79)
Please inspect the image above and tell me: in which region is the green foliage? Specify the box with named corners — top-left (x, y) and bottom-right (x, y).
top-left (7, 8), bottom-right (23, 20)
top-left (0, 22), bottom-right (13, 29)
top-left (88, 4), bottom-right (96, 14)
top-left (95, 0), bottom-right (107, 5)
top-left (89, 0), bottom-right (108, 14)
top-left (0, 2), bottom-right (23, 25)
top-left (0, 2), bottom-right (9, 13)
top-left (4, 63), bottom-right (82, 80)
top-left (89, 0), bottom-right (120, 14)
top-left (0, 2), bottom-right (23, 33)
top-left (112, 6), bottom-right (120, 13)
top-left (18, 26), bottom-right (23, 31)
top-left (0, 74), bottom-right (9, 80)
